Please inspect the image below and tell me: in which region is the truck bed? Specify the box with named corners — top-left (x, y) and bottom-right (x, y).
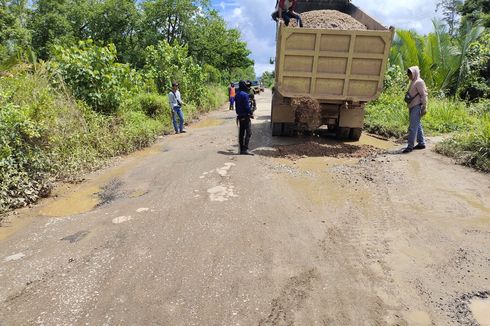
top-left (275, 3), bottom-right (394, 103)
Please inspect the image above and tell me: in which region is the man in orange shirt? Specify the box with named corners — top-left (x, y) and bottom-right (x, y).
top-left (228, 83), bottom-right (236, 110)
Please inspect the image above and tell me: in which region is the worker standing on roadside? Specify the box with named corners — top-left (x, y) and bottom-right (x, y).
top-left (168, 82), bottom-right (186, 134)
top-left (228, 82), bottom-right (236, 110)
top-left (403, 66), bottom-right (427, 153)
top-left (271, 0), bottom-right (303, 27)
top-left (235, 80), bottom-right (254, 155)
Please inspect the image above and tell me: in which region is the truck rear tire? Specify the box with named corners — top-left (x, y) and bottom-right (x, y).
top-left (283, 123), bottom-right (295, 136)
top-left (349, 128), bottom-right (362, 141)
top-left (336, 127), bottom-right (350, 140)
top-left (272, 123), bottom-right (282, 136)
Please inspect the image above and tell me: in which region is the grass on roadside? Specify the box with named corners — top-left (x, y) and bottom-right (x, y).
top-left (435, 112), bottom-right (490, 172)
top-left (365, 88), bottom-right (489, 172)
top-left (365, 90), bottom-right (473, 139)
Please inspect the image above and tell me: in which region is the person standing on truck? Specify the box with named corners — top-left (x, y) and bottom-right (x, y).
top-left (271, 0), bottom-right (303, 27)
top-left (168, 82), bottom-right (186, 134)
top-left (228, 82), bottom-right (236, 110)
top-left (403, 66), bottom-right (427, 153)
top-left (235, 80), bottom-right (254, 155)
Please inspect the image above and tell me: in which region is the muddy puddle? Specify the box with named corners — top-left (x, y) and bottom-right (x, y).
top-left (439, 189), bottom-right (490, 214)
top-left (0, 212), bottom-right (37, 241)
top-left (192, 118), bottom-right (224, 128)
top-left (470, 297), bottom-right (490, 326)
top-left (38, 143), bottom-right (163, 217)
top-left (354, 134), bottom-right (397, 149)
top-left (404, 310), bottom-right (432, 326)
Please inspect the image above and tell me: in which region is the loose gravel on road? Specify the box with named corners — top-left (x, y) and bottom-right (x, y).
top-left (291, 10), bottom-right (367, 30)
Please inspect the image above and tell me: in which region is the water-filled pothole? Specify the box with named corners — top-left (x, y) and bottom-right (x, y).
top-left (453, 291), bottom-right (490, 325)
top-left (470, 296), bottom-right (490, 326)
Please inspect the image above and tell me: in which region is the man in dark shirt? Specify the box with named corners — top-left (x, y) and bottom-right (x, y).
top-left (235, 80), bottom-right (254, 155)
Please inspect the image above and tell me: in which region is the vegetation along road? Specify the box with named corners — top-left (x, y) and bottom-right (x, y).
top-left (0, 90), bottom-right (489, 325)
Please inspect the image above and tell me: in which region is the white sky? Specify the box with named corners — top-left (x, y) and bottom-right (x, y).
top-left (212, 0), bottom-right (444, 77)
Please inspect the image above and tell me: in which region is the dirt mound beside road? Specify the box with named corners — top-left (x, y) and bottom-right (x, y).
top-left (291, 10), bottom-right (367, 30)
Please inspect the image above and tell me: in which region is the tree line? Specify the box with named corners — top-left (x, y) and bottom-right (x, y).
top-left (0, 0), bottom-right (255, 82)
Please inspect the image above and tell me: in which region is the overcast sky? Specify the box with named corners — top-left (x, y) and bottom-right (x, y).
top-left (211, 0), bottom-right (444, 77)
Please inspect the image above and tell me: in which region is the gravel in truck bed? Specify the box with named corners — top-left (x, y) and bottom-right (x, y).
top-left (290, 9), bottom-right (367, 30)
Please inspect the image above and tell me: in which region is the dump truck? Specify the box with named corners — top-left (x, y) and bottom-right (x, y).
top-left (271, 0), bottom-right (395, 140)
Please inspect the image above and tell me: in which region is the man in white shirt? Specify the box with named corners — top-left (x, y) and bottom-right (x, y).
top-left (168, 82), bottom-right (186, 134)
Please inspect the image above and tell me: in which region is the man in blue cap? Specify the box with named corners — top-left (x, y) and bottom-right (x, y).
top-left (235, 80), bottom-right (254, 155)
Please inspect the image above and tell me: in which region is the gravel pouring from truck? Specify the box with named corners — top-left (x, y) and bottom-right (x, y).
top-left (271, 0), bottom-right (395, 140)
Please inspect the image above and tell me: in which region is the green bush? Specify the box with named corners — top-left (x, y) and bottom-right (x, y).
top-left (51, 40), bottom-right (143, 114)
top-left (423, 99), bottom-right (473, 133)
top-left (200, 85), bottom-right (227, 112)
top-left (131, 93), bottom-right (168, 118)
top-left (144, 41), bottom-right (206, 108)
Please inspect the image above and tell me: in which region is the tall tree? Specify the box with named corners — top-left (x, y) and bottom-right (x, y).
top-left (436, 0), bottom-right (463, 35)
top-left (141, 0), bottom-right (207, 46)
top-left (457, 0), bottom-right (490, 27)
top-left (0, 0), bottom-right (31, 64)
top-left (390, 20), bottom-right (484, 96)
top-left (87, 0), bottom-right (140, 63)
top-left (29, 0), bottom-right (76, 59)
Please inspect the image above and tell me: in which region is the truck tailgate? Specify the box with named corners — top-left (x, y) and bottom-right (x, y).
top-left (275, 9), bottom-right (394, 102)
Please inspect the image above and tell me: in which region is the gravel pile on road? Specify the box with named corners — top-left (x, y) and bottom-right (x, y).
top-left (291, 97), bottom-right (321, 130)
top-left (273, 141), bottom-right (379, 160)
top-left (290, 10), bottom-right (367, 30)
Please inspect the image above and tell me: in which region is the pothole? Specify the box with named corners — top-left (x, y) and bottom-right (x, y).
top-left (97, 179), bottom-right (124, 206)
top-left (61, 230), bottom-right (89, 243)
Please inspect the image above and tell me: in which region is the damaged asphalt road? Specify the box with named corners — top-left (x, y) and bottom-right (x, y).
top-left (0, 90), bottom-right (489, 325)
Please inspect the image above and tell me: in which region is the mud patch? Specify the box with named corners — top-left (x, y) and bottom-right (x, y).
top-left (193, 119), bottom-right (224, 128)
top-left (128, 190), bottom-right (148, 198)
top-left (404, 310), bottom-right (432, 325)
top-left (97, 179), bottom-right (124, 206)
top-left (259, 268), bottom-right (318, 325)
top-left (61, 230), bottom-right (89, 243)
